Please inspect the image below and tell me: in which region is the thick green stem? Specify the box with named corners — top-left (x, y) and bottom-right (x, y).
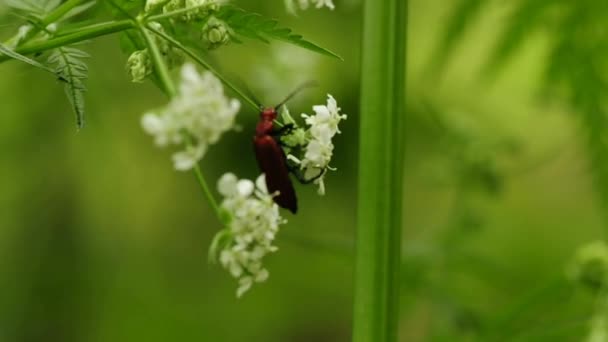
top-left (4, 0), bottom-right (84, 46)
top-left (352, 0), bottom-right (408, 342)
top-left (0, 20), bottom-right (133, 62)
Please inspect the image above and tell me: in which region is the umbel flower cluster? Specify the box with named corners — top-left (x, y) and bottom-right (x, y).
top-left (212, 173), bottom-right (286, 297)
top-left (134, 0), bottom-right (345, 297)
top-left (142, 63), bottom-right (240, 171)
top-left (285, 0), bottom-right (336, 14)
top-left (284, 95), bottom-right (348, 195)
top-left (142, 63), bottom-right (346, 296)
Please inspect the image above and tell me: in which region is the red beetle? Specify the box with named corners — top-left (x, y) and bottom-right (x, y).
top-left (252, 83), bottom-right (323, 214)
top-left (254, 107), bottom-right (298, 213)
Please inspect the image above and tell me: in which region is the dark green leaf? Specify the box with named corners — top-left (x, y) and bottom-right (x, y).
top-left (47, 46), bottom-right (89, 129)
top-left (216, 6), bottom-right (342, 60)
top-left (0, 42), bottom-right (63, 79)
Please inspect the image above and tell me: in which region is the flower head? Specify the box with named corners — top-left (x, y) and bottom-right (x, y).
top-left (212, 173), bottom-right (286, 297)
top-left (284, 94), bottom-right (346, 195)
top-left (202, 16), bottom-right (231, 50)
top-left (127, 50), bottom-right (152, 83)
top-left (141, 63), bottom-right (240, 170)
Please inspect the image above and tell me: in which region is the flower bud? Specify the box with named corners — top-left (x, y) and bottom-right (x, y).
top-left (163, 0), bottom-right (220, 21)
top-left (202, 17), bottom-right (231, 50)
top-left (127, 50), bottom-right (152, 83)
top-left (569, 241), bottom-right (608, 293)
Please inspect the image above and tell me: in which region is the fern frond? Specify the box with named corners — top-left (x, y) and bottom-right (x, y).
top-left (47, 46), bottom-right (89, 129)
top-left (216, 6), bottom-right (342, 60)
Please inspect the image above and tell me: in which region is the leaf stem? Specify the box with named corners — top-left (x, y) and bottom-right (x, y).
top-left (145, 23), bottom-right (261, 111)
top-left (0, 20), bottom-right (133, 62)
top-left (138, 20), bottom-right (222, 222)
top-left (137, 20), bottom-right (175, 97)
top-left (352, 0), bottom-right (408, 341)
top-left (43, 0), bottom-right (84, 26)
top-left (192, 164), bottom-right (222, 220)
top-left (146, 3), bottom-right (215, 22)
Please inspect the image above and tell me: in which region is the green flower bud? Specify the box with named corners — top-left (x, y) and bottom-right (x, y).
top-left (163, 0), bottom-right (220, 21)
top-left (145, 0), bottom-right (165, 12)
top-left (282, 128), bottom-right (308, 147)
top-left (569, 241), bottom-right (608, 293)
top-left (127, 50), bottom-right (152, 83)
top-left (202, 16), bottom-right (230, 50)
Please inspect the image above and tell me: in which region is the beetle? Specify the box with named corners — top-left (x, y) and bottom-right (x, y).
top-left (254, 106), bottom-right (298, 213)
top-left (252, 83), bottom-right (322, 214)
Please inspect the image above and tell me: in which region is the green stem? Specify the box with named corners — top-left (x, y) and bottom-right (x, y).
top-left (193, 164), bottom-right (222, 220)
top-left (0, 4), bottom-right (216, 63)
top-left (145, 23), bottom-right (260, 111)
top-left (0, 20), bottom-right (133, 62)
top-left (4, 0), bottom-right (84, 46)
top-left (43, 0), bottom-right (84, 26)
top-left (352, 0), bottom-right (407, 342)
top-left (137, 21), bottom-right (176, 97)
top-left (139, 20), bottom-right (221, 222)
top-left (146, 3), bottom-right (214, 21)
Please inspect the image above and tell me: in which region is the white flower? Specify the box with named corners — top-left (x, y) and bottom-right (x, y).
top-left (141, 63), bottom-right (240, 171)
top-left (292, 94), bottom-right (346, 195)
top-left (285, 0), bottom-right (335, 13)
top-left (213, 173), bottom-right (286, 297)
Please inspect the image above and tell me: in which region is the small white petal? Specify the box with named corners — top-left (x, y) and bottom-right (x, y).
top-left (236, 180), bottom-right (254, 197)
top-left (255, 174), bottom-right (269, 194)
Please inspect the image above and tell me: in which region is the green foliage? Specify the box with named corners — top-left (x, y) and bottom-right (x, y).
top-left (435, 0), bottom-right (608, 225)
top-left (429, 0), bottom-right (488, 73)
top-left (47, 47), bottom-right (89, 129)
top-left (0, 42), bottom-right (63, 78)
top-left (5, 0), bottom-right (61, 17)
top-left (216, 6), bottom-right (342, 60)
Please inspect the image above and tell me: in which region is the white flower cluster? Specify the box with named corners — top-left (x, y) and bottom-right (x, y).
top-left (142, 63), bottom-right (240, 171)
top-left (215, 173), bottom-right (286, 297)
top-left (285, 0), bottom-right (335, 14)
top-left (287, 94), bottom-right (347, 195)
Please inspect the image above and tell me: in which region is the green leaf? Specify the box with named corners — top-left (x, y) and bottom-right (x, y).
top-left (0, 42), bottom-right (63, 79)
top-left (47, 47), bottom-right (89, 129)
top-left (216, 6), bottom-right (342, 60)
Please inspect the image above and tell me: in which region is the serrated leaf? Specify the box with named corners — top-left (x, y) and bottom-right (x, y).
top-left (216, 6), bottom-right (342, 60)
top-left (0, 42), bottom-right (64, 79)
top-left (47, 47), bottom-right (89, 129)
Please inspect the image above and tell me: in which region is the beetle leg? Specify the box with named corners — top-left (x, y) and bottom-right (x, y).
top-left (290, 168), bottom-right (326, 185)
top-left (271, 123), bottom-right (295, 137)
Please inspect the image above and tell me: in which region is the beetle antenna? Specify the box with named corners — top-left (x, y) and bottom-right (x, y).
top-left (275, 81), bottom-right (318, 110)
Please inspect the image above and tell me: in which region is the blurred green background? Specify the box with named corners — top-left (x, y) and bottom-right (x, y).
top-left (1, 0), bottom-right (607, 341)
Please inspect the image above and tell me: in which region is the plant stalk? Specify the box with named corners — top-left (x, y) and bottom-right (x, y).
top-left (0, 20), bottom-right (133, 62)
top-left (352, 0), bottom-right (408, 341)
